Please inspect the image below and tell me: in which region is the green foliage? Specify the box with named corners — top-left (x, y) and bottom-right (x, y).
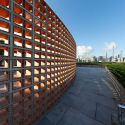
top-left (106, 63), bottom-right (125, 88)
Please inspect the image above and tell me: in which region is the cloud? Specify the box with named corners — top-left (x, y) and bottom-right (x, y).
top-left (105, 41), bottom-right (117, 51)
top-left (77, 45), bottom-right (93, 58)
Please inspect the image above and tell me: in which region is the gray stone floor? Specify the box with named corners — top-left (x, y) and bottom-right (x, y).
top-left (36, 67), bottom-right (118, 125)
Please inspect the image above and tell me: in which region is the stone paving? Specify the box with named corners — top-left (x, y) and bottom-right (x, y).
top-left (36, 67), bottom-right (118, 125)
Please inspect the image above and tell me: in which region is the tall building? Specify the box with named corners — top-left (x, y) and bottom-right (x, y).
top-left (0, 0), bottom-right (76, 125)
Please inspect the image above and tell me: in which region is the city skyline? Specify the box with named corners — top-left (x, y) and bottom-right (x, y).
top-left (46, 0), bottom-right (125, 57)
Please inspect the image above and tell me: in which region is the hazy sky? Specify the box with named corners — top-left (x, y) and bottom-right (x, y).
top-left (46, 0), bottom-right (125, 57)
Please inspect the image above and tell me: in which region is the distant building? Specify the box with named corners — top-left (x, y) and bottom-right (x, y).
top-left (98, 56), bottom-right (106, 62)
top-left (123, 58), bottom-right (125, 62)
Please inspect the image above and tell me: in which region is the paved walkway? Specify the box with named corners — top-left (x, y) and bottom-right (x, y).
top-left (36, 67), bottom-right (117, 125)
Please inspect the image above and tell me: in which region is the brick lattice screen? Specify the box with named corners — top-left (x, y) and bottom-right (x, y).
top-left (0, 0), bottom-right (76, 125)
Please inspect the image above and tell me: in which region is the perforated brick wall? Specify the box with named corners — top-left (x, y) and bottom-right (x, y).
top-left (0, 0), bottom-right (76, 125)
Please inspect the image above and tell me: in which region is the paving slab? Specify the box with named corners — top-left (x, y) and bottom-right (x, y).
top-left (96, 103), bottom-right (114, 125)
top-left (36, 117), bottom-right (54, 125)
top-left (46, 102), bottom-right (70, 124)
top-left (36, 67), bottom-right (118, 125)
top-left (58, 108), bottom-right (103, 125)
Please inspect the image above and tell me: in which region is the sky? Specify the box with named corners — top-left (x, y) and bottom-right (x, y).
top-left (46, 0), bottom-right (125, 58)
